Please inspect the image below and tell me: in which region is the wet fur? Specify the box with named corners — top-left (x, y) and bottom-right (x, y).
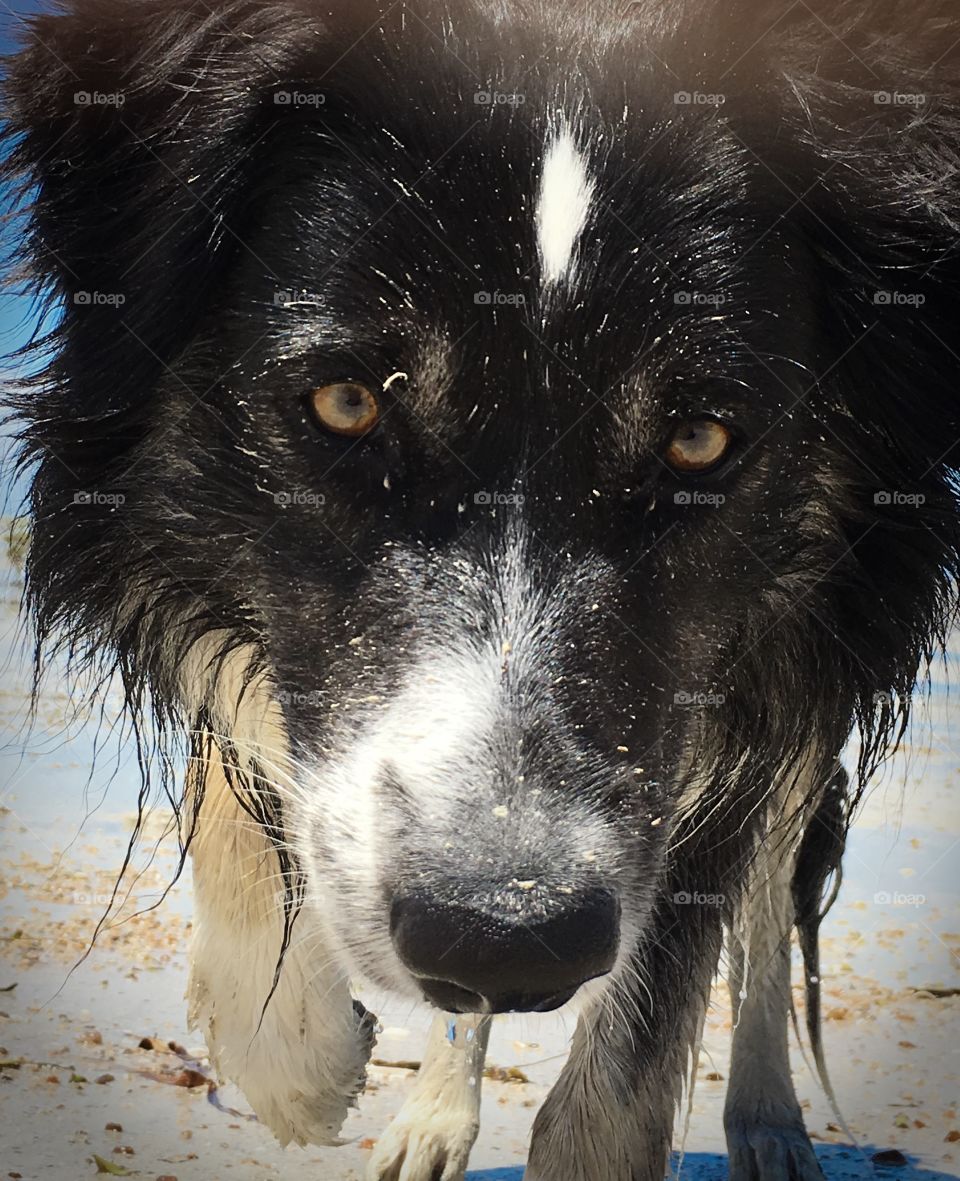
top-left (3, 1), bottom-right (960, 1178)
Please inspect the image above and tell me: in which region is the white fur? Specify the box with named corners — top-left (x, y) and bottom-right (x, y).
top-left (186, 672), bottom-right (492, 1174)
top-left (367, 1014), bottom-right (491, 1181)
top-left (290, 527), bottom-right (616, 998)
top-left (289, 640), bottom-right (504, 996)
top-left (536, 126), bottom-right (595, 286)
top-left (183, 645), bottom-right (369, 1146)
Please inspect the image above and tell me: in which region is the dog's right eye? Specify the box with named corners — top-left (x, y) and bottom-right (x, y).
top-left (664, 419), bottom-right (733, 474)
top-left (308, 382), bottom-right (380, 437)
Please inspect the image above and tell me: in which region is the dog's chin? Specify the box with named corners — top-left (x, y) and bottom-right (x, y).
top-left (416, 979), bottom-right (583, 1015)
top-left (339, 935), bottom-right (611, 1016)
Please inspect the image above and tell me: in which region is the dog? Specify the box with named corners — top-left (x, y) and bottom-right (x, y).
top-left (3, 1), bottom-right (959, 1178)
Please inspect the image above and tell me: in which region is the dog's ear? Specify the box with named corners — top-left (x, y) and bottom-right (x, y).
top-left (752, 0), bottom-right (960, 698)
top-left (2, 0), bottom-right (396, 385)
top-left (0, 0), bottom-right (403, 684)
top-left (749, 0), bottom-right (960, 469)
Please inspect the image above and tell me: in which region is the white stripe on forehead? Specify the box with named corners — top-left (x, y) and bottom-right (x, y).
top-left (535, 125), bottom-right (595, 287)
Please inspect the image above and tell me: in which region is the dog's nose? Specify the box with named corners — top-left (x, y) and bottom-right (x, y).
top-left (390, 887), bottom-right (620, 1013)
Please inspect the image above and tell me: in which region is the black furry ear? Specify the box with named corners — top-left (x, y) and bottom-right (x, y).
top-left (757, 0), bottom-right (960, 744)
top-left (2, 0), bottom-right (335, 389)
top-left (753, 0), bottom-right (960, 471)
top-left (0, 0), bottom-right (405, 708)
top-left (780, 2), bottom-right (960, 472)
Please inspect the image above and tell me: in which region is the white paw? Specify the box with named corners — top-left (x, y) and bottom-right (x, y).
top-left (366, 1107), bottom-right (479, 1181)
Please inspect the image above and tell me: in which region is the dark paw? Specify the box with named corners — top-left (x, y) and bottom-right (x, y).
top-left (353, 997), bottom-right (378, 1049)
top-left (350, 997), bottom-right (378, 1103)
top-left (725, 1114), bottom-right (825, 1181)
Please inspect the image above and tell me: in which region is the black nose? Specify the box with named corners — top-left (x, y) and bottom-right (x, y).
top-left (390, 887), bottom-right (620, 1013)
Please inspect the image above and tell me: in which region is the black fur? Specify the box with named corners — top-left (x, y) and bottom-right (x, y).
top-left (3, 1), bottom-right (959, 1178)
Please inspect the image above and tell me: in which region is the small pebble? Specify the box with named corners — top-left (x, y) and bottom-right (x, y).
top-left (872, 1149), bottom-right (909, 1167)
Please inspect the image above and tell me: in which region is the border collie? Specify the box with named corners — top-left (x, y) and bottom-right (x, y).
top-left (3, 1), bottom-right (959, 1178)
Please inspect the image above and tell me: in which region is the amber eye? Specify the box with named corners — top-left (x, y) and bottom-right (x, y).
top-left (664, 419), bottom-right (733, 473)
top-left (309, 382), bottom-right (380, 437)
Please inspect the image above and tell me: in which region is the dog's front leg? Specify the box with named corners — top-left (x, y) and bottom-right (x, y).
top-left (367, 1012), bottom-right (491, 1181)
top-left (723, 765), bottom-right (842, 1181)
top-left (187, 752), bottom-right (374, 1147)
top-left (724, 854), bottom-right (823, 1181)
top-left (526, 906), bottom-right (723, 1181)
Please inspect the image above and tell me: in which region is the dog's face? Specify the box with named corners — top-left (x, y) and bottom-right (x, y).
top-left (6, 0), bottom-right (960, 1013)
top-left (193, 40), bottom-right (825, 1011)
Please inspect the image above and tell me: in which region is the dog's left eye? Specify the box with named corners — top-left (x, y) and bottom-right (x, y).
top-left (308, 382), bottom-right (380, 437)
top-left (664, 419), bottom-right (733, 473)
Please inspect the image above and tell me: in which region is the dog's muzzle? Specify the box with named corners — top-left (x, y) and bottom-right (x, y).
top-left (390, 887), bottom-right (620, 1013)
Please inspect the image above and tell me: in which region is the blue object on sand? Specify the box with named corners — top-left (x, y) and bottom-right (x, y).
top-left (466, 1146), bottom-right (960, 1181)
